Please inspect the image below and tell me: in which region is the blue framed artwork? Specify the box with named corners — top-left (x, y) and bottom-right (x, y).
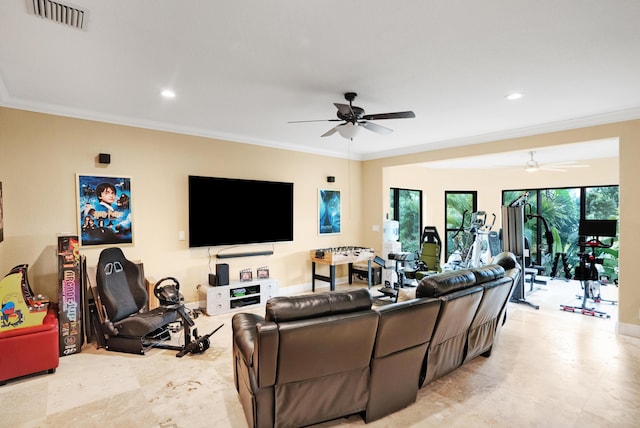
top-left (77, 174), bottom-right (133, 246)
top-left (318, 189), bottom-right (341, 235)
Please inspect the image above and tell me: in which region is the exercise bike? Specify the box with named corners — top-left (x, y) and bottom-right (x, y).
top-left (560, 219), bottom-right (617, 319)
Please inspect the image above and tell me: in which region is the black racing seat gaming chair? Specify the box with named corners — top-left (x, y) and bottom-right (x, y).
top-left (95, 247), bottom-right (196, 355)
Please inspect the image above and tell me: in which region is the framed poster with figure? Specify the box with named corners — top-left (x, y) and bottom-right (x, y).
top-left (318, 189), bottom-right (341, 235)
top-left (77, 174), bottom-right (133, 246)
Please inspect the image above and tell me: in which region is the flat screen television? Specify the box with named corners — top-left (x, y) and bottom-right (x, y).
top-left (188, 175), bottom-right (294, 247)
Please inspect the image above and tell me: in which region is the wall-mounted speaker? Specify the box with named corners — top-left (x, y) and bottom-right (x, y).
top-left (327, 176), bottom-right (335, 183)
top-left (98, 153), bottom-right (111, 164)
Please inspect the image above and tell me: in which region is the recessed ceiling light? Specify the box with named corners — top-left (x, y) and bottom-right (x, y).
top-left (505, 92), bottom-right (523, 101)
top-left (161, 89), bottom-right (176, 99)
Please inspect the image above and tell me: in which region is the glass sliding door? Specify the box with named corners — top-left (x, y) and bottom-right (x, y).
top-left (444, 191), bottom-right (477, 261)
top-left (539, 188), bottom-right (580, 270)
top-left (583, 185), bottom-right (619, 282)
top-left (502, 185), bottom-right (618, 278)
top-left (390, 188), bottom-right (423, 255)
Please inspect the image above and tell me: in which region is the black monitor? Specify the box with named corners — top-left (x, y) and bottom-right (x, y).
top-left (578, 219), bottom-right (617, 238)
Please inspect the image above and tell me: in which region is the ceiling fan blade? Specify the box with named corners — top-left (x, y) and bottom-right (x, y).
top-left (547, 163), bottom-right (589, 168)
top-left (334, 103), bottom-right (353, 116)
top-left (361, 121), bottom-right (393, 135)
top-left (544, 160), bottom-right (577, 166)
top-left (362, 111), bottom-right (415, 120)
top-left (290, 93), bottom-right (414, 139)
top-left (288, 119), bottom-right (342, 123)
top-left (540, 161), bottom-right (589, 171)
top-left (540, 167), bottom-right (568, 172)
top-left (321, 126), bottom-right (338, 137)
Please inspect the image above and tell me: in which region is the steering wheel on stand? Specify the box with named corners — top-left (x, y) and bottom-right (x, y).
top-left (154, 277), bottom-right (182, 306)
top-left (152, 277), bottom-right (225, 358)
top-left (154, 277), bottom-right (195, 329)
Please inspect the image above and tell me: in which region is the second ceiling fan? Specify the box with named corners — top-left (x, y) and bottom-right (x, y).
top-left (289, 92), bottom-right (415, 139)
top-left (525, 151), bottom-right (589, 172)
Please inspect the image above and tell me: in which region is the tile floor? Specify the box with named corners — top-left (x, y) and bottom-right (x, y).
top-left (2, 278), bottom-right (639, 427)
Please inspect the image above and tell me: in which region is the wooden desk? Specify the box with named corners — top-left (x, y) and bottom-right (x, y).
top-left (310, 247), bottom-right (375, 291)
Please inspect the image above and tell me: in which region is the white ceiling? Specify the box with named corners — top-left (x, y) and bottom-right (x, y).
top-left (0, 1), bottom-right (638, 163)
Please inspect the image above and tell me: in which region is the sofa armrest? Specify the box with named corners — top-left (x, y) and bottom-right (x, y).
top-left (232, 312), bottom-right (279, 388)
top-left (232, 312), bottom-right (265, 367)
top-left (255, 321), bottom-right (279, 387)
top-left (492, 252), bottom-right (522, 291)
top-left (492, 251), bottom-right (521, 273)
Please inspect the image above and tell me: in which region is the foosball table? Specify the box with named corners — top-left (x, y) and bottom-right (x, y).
top-left (310, 246), bottom-right (375, 291)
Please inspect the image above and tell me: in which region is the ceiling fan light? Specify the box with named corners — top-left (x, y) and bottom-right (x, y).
top-left (525, 159), bottom-right (539, 172)
top-left (336, 122), bottom-right (360, 139)
top-left (524, 151), bottom-right (539, 172)
top-left (505, 92), bottom-right (523, 101)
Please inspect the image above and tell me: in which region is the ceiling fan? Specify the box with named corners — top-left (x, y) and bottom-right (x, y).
top-left (289, 92), bottom-right (415, 139)
top-left (524, 151), bottom-right (589, 172)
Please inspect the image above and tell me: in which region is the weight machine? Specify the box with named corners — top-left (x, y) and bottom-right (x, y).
top-left (521, 203), bottom-right (555, 289)
top-left (502, 192), bottom-right (539, 309)
top-left (560, 219), bottom-right (617, 319)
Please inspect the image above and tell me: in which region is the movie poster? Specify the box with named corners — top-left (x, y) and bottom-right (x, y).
top-left (318, 189), bottom-right (341, 235)
top-left (77, 175), bottom-right (133, 246)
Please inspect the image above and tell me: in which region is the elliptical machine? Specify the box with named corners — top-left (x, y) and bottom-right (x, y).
top-left (446, 210), bottom-right (496, 270)
top-left (560, 219), bottom-right (617, 319)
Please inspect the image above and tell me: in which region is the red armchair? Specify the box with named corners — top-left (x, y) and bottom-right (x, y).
top-left (0, 306), bottom-right (59, 385)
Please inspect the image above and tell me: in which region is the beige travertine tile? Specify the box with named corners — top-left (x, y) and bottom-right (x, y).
top-left (2, 279), bottom-right (639, 427)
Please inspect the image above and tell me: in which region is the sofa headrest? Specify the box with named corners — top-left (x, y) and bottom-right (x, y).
top-left (416, 270), bottom-right (476, 298)
top-left (265, 288), bottom-right (372, 322)
top-left (491, 252), bottom-right (521, 272)
top-left (471, 264), bottom-right (505, 285)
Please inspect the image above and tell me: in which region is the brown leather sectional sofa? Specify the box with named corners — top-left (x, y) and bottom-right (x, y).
top-left (232, 252), bottom-right (521, 427)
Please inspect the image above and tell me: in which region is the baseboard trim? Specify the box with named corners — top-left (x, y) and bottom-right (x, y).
top-left (617, 321), bottom-right (640, 338)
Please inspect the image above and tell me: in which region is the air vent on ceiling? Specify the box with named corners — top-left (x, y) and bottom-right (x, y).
top-left (28, 0), bottom-right (87, 30)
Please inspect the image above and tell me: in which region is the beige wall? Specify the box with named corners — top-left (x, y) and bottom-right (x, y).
top-left (362, 121), bottom-right (639, 336)
top-left (1, 107), bottom-right (638, 337)
top-left (0, 108), bottom-right (361, 302)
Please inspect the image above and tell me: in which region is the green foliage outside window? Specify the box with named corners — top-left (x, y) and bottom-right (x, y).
top-left (445, 191), bottom-right (476, 260)
top-left (390, 188), bottom-right (422, 255)
top-left (502, 186), bottom-right (618, 281)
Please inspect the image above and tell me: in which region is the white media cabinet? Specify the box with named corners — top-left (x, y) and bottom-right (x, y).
top-left (201, 279), bottom-right (278, 315)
